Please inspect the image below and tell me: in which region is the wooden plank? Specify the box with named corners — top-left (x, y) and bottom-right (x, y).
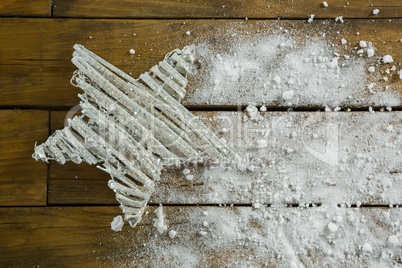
top-left (48, 111), bottom-right (402, 205)
top-left (0, 110), bottom-right (48, 206)
top-left (53, 0), bottom-right (402, 19)
top-left (0, 0), bottom-right (51, 17)
top-left (0, 206), bottom-right (401, 267)
top-left (0, 18), bottom-right (401, 108)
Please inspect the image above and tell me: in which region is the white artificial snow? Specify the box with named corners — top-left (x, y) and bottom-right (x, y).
top-left (273, 75), bottom-right (281, 84)
top-left (373, 9), bottom-right (380, 15)
top-left (367, 48), bottom-right (374, 58)
top-left (111, 207), bottom-right (402, 267)
top-left (323, 1), bottom-right (328, 7)
top-left (259, 105), bottom-right (267, 112)
top-left (253, 202), bottom-right (262, 209)
top-left (111, 215), bottom-right (124, 232)
top-left (368, 66), bottom-right (375, 73)
top-left (203, 221), bottom-right (209, 227)
top-left (398, 70), bottom-right (402, 79)
top-left (186, 175), bottom-right (194, 181)
top-left (155, 111), bottom-right (402, 207)
top-left (256, 139), bottom-right (268, 149)
top-left (335, 16), bottom-right (344, 23)
top-left (362, 242), bottom-right (373, 253)
top-left (183, 169), bottom-right (191, 175)
top-left (327, 57), bottom-right (338, 68)
top-left (187, 32), bottom-right (400, 108)
top-left (328, 222), bottom-right (338, 232)
top-left (199, 231), bottom-right (208, 236)
top-left (341, 38), bottom-right (347, 45)
top-left (186, 31), bottom-right (191, 35)
top-left (382, 55), bottom-right (394, 63)
top-left (282, 90), bottom-right (294, 101)
top-left (308, 15), bottom-right (315, 23)
top-left (169, 230), bottom-right (177, 238)
top-left (129, 49), bottom-right (135, 55)
top-left (359, 41), bottom-right (367, 48)
top-left (153, 206), bottom-right (168, 234)
top-left (245, 105), bottom-right (261, 121)
top-left (386, 125), bottom-right (394, 132)
top-left (387, 235), bottom-right (399, 246)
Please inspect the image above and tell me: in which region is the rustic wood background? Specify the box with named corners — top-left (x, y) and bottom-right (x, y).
top-left (0, 1), bottom-right (401, 267)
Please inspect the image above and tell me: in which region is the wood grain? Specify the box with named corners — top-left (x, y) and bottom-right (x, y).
top-left (0, 110), bottom-right (48, 206)
top-left (53, 0), bottom-right (402, 19)
top-left (0, 0), bottom-right (50, 17)
top-left (48, 111), bottom-right (402, 206)
top-left (0, 18), bottom-right (401, 109)
top-left (0, 206), bottom-right (401, 267)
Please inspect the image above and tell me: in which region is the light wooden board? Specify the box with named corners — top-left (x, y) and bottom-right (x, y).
top-left (0, 0), bottom-right (50, 17)
top-left (0, 110), bottom-right (48, 206)
top-left (0, 206), bottom-right (401, 267)
top-left (53, 0), bottom-right (402, 19)
top-left (0, 18), bottom-right (400, 108)
top-left (48, 111), bottom-right (402, 206)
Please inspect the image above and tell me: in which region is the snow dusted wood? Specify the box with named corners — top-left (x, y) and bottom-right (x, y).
top-left (33, 45), bottom-right (230, 227)
top-left (1, 206), bottom-right (401, 267)
top-left (1, 19), bottom-right (401, 108)
top-left (53, 0), bottom-right (402, 19)
top-left (49, 111), bottom-right (402, 206)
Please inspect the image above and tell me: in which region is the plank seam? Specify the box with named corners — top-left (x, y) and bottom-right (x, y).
top-left (1, 16), bottom-right (402, 20)
top-left (2, 107), bottom-right (402, 112)
top-left (44, 203), bottom-right (402, 208)
top-left (46, 111), bottom-right (51, 206)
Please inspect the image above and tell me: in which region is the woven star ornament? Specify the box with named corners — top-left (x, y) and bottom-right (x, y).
top-left (33, 44), bottom-right (232, 227)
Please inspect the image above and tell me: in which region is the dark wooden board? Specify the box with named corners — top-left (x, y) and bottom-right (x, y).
top-left (53, 0), bottom-right (402, 19)
top-left (0, 110), bottom-right (48, 206)
top-left (0, 18), bottom-right (401, 109)
top-left (0, 0), bottom-right (51, 17)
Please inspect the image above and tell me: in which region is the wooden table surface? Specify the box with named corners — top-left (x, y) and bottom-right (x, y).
top-left (0, 1), bottom-right (401, 267)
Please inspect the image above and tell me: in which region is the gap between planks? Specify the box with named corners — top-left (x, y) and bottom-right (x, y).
top-left (2, 204), bottom-right (400, 208)
top-left (20, 17), bottom-right (402, 20)
top-left (45, 204), bottom-right (402, 208)
top-left (1, 106), bottom-right (402, 112)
